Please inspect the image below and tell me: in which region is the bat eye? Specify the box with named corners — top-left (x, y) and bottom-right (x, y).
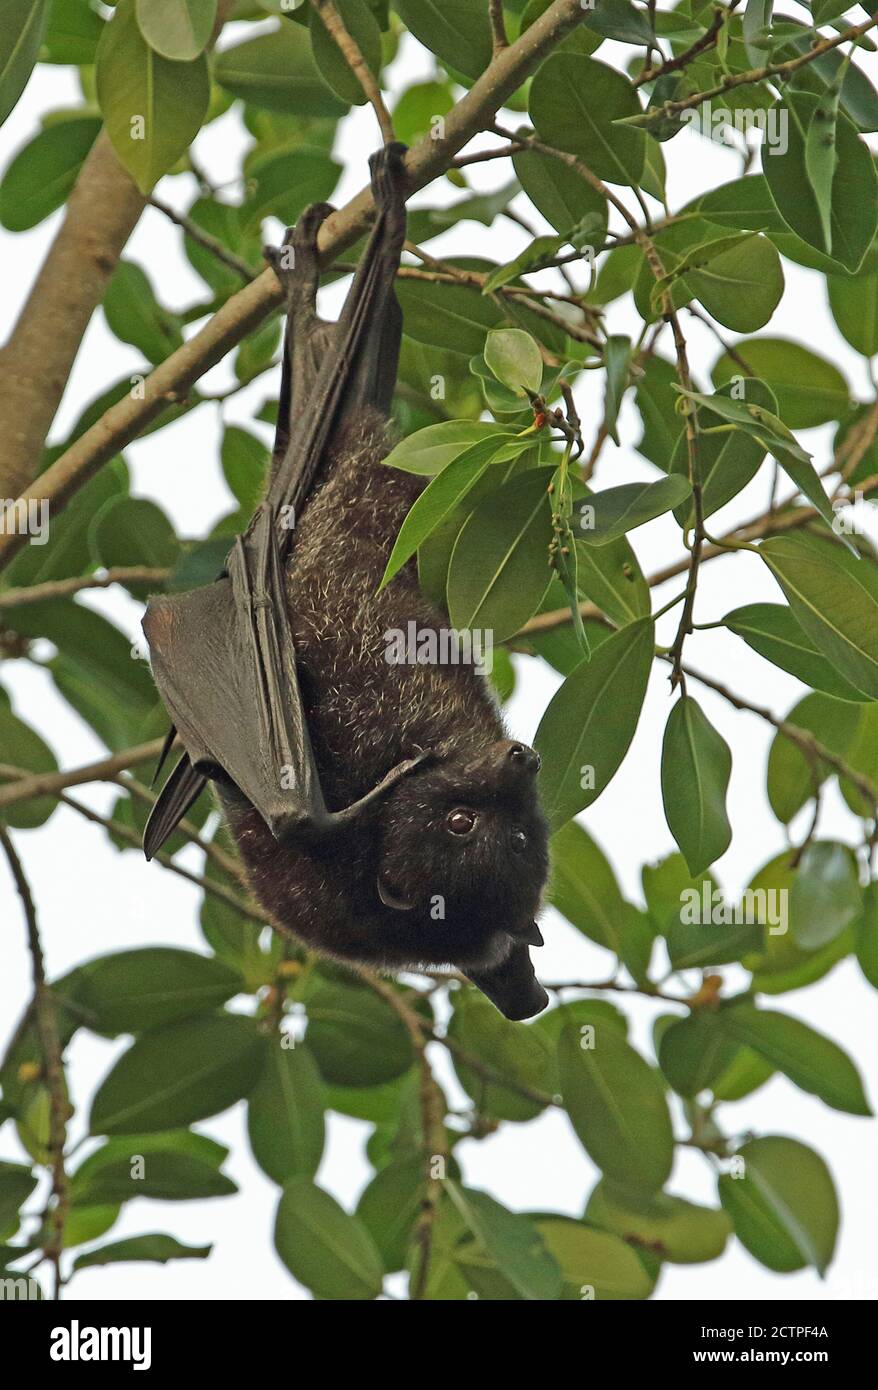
top-left (447, 808), bottom-right (477, 836)
top-left (511, 829), bottom-right (527, 852)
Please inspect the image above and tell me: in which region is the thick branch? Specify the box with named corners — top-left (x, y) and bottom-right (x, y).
top-left (0, 131), bottom-right (146, 500)
top-left (0, 0), bottom-right (588, 571)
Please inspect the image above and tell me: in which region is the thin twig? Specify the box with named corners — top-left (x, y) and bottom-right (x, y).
top-left (149, 195), bottom-right (256, 282)
top-left (0, 567), bottom-right (169, 610)
top-left (0, 739), bottom-right (167, 810)
top-left (310, 0), bottom-right (395, 144)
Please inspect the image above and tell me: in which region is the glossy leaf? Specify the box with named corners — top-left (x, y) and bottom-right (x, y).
top-left (535, 617), bottom-right (654, 831)
top-left (530, 55), bottom-right (645, 187)
top-left (576, 475), bottom-right (691, 546)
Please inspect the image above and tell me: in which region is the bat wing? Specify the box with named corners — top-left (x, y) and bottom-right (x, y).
top-left (143, 508), bottom-right (324, 856)
top-left (465, 939), bottom-right (549, 1021)
top-left (143, 144), bottom-right (416, 858)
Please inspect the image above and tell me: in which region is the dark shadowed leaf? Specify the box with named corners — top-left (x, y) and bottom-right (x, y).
top-left (535, 617), bottom-right (654, 831)
top-left (89, 1015), bottom-right (263, 1134)
top-left (305, 983), bottom-right (414, 1087)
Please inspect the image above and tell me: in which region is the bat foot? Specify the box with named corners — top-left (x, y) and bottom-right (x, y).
top-left (265, 203), bottom-right (336, 301)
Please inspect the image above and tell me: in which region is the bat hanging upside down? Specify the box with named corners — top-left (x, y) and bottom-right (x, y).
top-left (141, 144), bottom-right (550, 1020)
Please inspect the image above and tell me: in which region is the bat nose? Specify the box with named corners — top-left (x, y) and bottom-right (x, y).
top-left (506, 741), bottom-right (541, 775)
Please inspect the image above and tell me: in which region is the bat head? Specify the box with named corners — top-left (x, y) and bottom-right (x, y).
top-left (374, 738), bottom-right (549, 947)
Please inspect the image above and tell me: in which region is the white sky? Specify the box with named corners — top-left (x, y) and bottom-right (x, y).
top-left (1, 22), bottom-right (877, 1301)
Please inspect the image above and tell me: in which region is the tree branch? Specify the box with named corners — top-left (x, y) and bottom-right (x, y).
top-left (0, 0), bottom-right (588, 571)
top-left (310, 0), bottom-right (395, 144)
top-left (0, 566), bottom-right (170, 609)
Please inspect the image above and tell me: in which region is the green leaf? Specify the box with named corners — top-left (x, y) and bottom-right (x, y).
top-left (395, 273), bottom-right (503, 356)
top-left (712, 337), bottom-right (850, 428)
top-left (722, 602), bottom-right (870, 702)
top-left (242, 144), bottom-right (340, 229)
top-left (447, 995), bottom-right (552, 1123)
top-left (393, 0), bottom-right (492, 82)
top-left (381, 435), bottom-right (520, 588)
top-left (719, 1004), bottom-right (871, 1115)
top-left (530, 54), bottom-right (645, 187)
top-left (661, 697), bottom-right (732, 876)
top-left (275, 1176), bottom-right (383, 1299)
top-left (549, 820), bottom-right (628, 950)
top-left (602, 333), bottom-right (630, 445)
top-left (391, 79), bottom-right (454, 146)
top-left (70, 1149), bottom-right (236, 1204)
top-left (135, 0), bottom-right (216, 60)
top-left (633, 355), bottom-right (681, 468)
top-left (214, 22), bottom-right (345, 116)
top-left (446, 1184), bottom-right (562, 1301)
top-left (221, 425), bottom-right (269, 515)
top-left (670, 379), bottom-right (776, 527)
top-left (789, 841), bottom-right (862, 950)
top-left (0, 1162), bottom-right (37, 1234)
top-left (0, 705), bottom-right (58, 829)
top-left (72, 948), bottom-right (242, 1034)
top-left (356, 1157), bottom-right (426, 1273)
top-left (535, 617), bottom-right (654, 831)
top-left (766, 691), bottom-right (860, 823)
top-left (8, 600), bottom-right (158, 751)
top-left (305, 983), bottom-right (414, 1087)
top-left (41, 0), bottom-right (104, 65)
top-left (575, 533), bottom-right (650, 630)
top-left (760, 534), bottom-right (878, 699)
top-left (89, 496), bottom-right (180, 598)
top-left (446, 466), bottom-right (555, 642)
top-left (0, 114), bottom-right (101, 231)
top-left (584, 0), bottom-right (654, 45)
top-left (535, 1217), bottom-right (655, 1300)
top-left (698, 174), bottom-right (787, 233)
top-left (96, 0), bottom-right (210, 193)
top-left (586, 1181), bottom-right (732, 1264)
top-left (309, 0), bottom-right (381, 105)
top-left (718, 1136), bottom-right (838, 1274)
top-left (89, 1015), bottom-right (263, 1134)
top-left (384, 420), bottom-right (510, 477)
top-left (804, 83), bottom-right (841, 252)
top-left (658, 1011), bottom-right (739, 1096)
top-left (743, 0), bottom-right (773, 67)
top-left (558, 1024), bottom-right (674, 1192)
top-left (855, 882), bottom-right (878, 989)
top-left (512, 144), bottom-right (607, 239)
top-left (577, 475), bottom-right (691, 546)
top-left (103, 260), bottom-right (184, 363)
top-left (247, 1041), bottom-right (325, 1184)
top-left (73, 1233), bottom-right (212, 1271)
top-left (683, 233), bottom-right (784, 333)
top-left (762, 91), bottom-right (877, 271)
top-left (484, 329), bottom-right (543, 397)
top-left (183, 195), bottom-right (262, 294)
top-left (0, 0), bottom-right (47, 128)
top-left (828, 265), bottom-right (878, 357)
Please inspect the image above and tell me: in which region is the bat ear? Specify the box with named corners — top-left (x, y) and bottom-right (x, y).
top-left (376, 874), bottom-right (416, 912)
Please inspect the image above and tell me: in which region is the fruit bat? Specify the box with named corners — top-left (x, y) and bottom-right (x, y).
top-left (141, 144), bottom-right (550, 1020)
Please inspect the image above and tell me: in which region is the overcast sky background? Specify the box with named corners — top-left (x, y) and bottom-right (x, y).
top-left (1, 18), bottom-right (877, 1301)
